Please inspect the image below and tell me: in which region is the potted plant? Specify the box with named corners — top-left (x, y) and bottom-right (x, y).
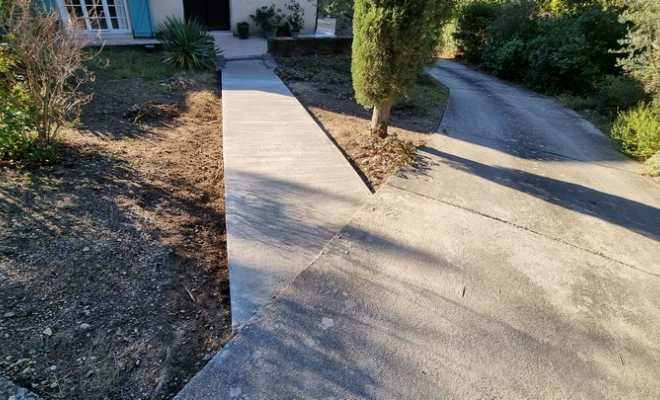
top-left (249, 4), bottom-right (283, 39)
top-left (286, 0), bottom-right (305, 39)
top-left (237, 21), bottom-right (249, 39)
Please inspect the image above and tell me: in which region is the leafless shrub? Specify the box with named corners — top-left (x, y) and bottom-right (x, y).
top-left (0, 0), bottom-right (96, 145)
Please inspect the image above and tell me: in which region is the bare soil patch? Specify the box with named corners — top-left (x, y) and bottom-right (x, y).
top-left (0, 49), bottom-right (230, 399)
top-left (275, 55), bottom-right (449, 190)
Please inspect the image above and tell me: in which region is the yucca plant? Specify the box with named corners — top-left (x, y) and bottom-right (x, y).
top-left (155, 17), bottom-right (219, 71)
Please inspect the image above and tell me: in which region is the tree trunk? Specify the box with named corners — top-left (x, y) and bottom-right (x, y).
top-left (370, 103), bottom-right (392, 139)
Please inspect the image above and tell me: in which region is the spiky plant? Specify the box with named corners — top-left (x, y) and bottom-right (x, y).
top-left (156, 17), bottom-right (219, 71)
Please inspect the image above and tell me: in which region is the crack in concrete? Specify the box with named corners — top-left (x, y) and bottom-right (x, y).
top-left (388, 183), bottom-right (660, 280)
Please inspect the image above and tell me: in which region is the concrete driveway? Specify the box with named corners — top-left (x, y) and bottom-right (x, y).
top-left (177, 59), bottom-right (660, 399)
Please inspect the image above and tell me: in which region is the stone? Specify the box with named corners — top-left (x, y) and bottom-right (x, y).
top-left (0, 376), bottom-right (44, 399)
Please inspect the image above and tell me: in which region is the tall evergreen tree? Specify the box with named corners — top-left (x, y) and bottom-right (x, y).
top-left (352, 0), bottom-right (455, 138)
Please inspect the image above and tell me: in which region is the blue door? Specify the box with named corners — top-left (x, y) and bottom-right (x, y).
top-left (127, 0), bottom-right (154, 37)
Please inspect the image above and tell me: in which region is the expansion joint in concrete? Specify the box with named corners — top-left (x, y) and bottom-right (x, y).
top-left (388, 183), bottom-right (660, 279)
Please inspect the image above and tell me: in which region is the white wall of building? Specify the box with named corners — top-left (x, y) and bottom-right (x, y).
top-left (231, 0), bottom-right (317, 34)
top-left (149, 0), bottom-right (185, 28)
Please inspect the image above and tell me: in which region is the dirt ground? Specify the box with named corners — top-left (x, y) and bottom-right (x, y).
top-left (276, 55), bottom-right (449, 190)
top-left (0, 52), bottom-right (230, 399)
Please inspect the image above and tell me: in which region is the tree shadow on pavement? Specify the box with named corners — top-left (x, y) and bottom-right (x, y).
top-left (420, 147), bottom-right (660, 242)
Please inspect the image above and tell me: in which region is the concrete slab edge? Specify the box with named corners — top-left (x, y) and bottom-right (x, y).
top-left (175, 198), bottom-right (374, 399)
top-left (0, 377), bottom-right (44, 400)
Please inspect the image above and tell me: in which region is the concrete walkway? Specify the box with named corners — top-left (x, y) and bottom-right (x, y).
top-left (221, 59), bottom-right (370, 327)
top-left (177, 59), bottom-right (660, 399)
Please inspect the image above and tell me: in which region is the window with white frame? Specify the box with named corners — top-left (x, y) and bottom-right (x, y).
top-left (59, 0), bottom-right (131, 33)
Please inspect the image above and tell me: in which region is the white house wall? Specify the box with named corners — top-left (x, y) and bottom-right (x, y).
top-left (230, 0), bottom-right (317, 34)
top-left (149, 0), bottom-right (185, 28)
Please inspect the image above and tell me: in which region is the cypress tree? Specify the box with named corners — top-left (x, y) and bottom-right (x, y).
top-left (352, 0), bottom-right (455, 138)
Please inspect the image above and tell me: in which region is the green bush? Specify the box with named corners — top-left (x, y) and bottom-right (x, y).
top-left (524, 18), bottom-right (597, 94)
top-left (0, 84), bottom-right (34, 160)
top-left (575, 5), bottom-right (626, 77)
top-left (2, 0), bottom-right (94, 148)
top-left (1, 45), bottom-right (31, 159)
top-left (643, 151), bottom-right (660, 177)
top-left (597, 76), bottom-right (648, 113)
top-left (1, 45), bottom-right (57, 163)
top-left (457, 1), bottom-right (626, 97)
top-left (483, 37), bottom-right (528, 80)
top-left (250, 4), bottom-right (284, 33)
top-left (317, 0), bottom-right (353, 17)
top-left (453, 1), bottom-right (501, 64)
top-left (156, 17), bottom-right (218, 71)
top-left (611, 102), bottom-right (660, 160)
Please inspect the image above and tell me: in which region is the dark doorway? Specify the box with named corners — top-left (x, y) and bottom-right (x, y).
top-left (183, 0), bottom-right (230, 30)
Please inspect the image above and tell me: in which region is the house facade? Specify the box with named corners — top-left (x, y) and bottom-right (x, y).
top-left (38, 0), bottom-right (317, 39)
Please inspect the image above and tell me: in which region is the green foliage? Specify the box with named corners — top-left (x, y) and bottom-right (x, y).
top-left (1, 45), bottom-right (33, 160)
top-left (1, 45), bottom-right (59, 164)
top-left (483, 37), bottom-right (528, 79)
top-left (1, 0), bottom-right (94, 152)
top-left (250, 3), bottom-right (284, 33)
top-left (453, 1), bottom-right (501, 63)
top-left (352, 0), bottom-right (455, 136)
top-left (352, 0), bottom-right (455, 108)
top-left (459, 1), bottom-right (627, 95)
top-left (597, 75), bottom-right (648, 113)
top-left (155, 17), bottom-right (218, 71)
top-left (317, 0), bottom-right (354, 17)
top-left (524, 17), bottom-right (598, 94)
top-left (286, 0), bottom-right (305, 31)
top-left (611, 102), bottom-right (660, 160)
top-left (436, 20), bottom-right (459, 56)
top-left (643, 151), bottom-right (660, 177)
top-left (617, 0), bottom-right (660, 98)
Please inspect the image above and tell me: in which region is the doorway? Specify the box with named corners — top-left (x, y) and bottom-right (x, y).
top-left (183, 0), bottom-right (230, 31)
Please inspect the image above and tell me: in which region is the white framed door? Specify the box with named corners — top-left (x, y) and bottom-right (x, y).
top-left (58, 0), bottom-right (132, 33)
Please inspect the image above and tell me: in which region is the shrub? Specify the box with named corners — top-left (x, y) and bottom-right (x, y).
top-left (524, 17), bottom-right (597, 94)
top-left (250, 4), bottom-right (284, 33)
top-left (611, 102), bottom-right (660, 160)
top-left (436, 20), bottom-right (459, 57)
top-left (286, 0), bottom-right (305, 31)
top-left (317, 0), bottom-right (354, 17)
top-left (1, 0), bottom-right (94, 148)
top-left (575, 4), bottom-right (626, 77)
top-left (453, 1), bottom-right (501, 64)
top-left (456, 1), bottom-right (626, 96)
top-left (156, 17), bottom-right (218, 71)
top-left (643, 151), bottom-right (660, 177)
top-left (597, 76), bottom-right (648, 113)
top-left (483, 37), bottom-right (528, 80)
top-left (1, 46), bottom-right (34, 160)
